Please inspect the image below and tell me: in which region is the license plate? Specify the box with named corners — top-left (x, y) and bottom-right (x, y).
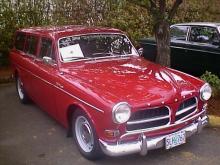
top-left (165, 131), bottom-right (186, 150)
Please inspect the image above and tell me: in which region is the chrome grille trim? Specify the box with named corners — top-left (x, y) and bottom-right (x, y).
top-left (126, 106), bottom-right (171, 131)
top-left (175, 97), bottom-right (198, 122)
top-left (121, 109), bottom-right (206, 139)
top-left (176, 110), bottom-right (197, 123)
top-left (176, 104), bottom-right (197, 116)
top-left (127, 115), bottom-right (170, 125)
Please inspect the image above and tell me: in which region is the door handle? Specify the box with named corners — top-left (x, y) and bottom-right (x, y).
top-left (56, 82), bottom-right (64, 89)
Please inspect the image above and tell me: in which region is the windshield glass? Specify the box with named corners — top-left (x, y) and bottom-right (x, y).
top-left (58, 34), bottom-right (138, 62)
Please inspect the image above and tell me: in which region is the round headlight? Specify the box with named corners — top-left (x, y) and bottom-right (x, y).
top-left (112, 102), bottom-right (131, 124)
top-left (200, 83), bottom-right (212, 101)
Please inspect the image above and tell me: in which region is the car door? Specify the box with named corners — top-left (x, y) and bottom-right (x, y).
top-left (187, 26), bottom-right (220, 76)
top-left (11, 33), bottom-right (39, 98)
top-left (10, 32), bottom-right (30, 92)
top-left (198, 26), bottom-right (220, 76)
top-left (31, 37), bottom-right (59, 118)
top-left (170, 25), bottom-right (191, 73)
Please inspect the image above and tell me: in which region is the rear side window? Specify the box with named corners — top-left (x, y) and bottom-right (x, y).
top-left (24, 35), bottom-right (38, 56)
top-left (189, 26), bottom-right (219, 45)
top-left (39, 38), bottom-right (55, 60)
top-left (14, 32), bottom-right (26, 51)
top-left (171, 26), bottom-right (189, 41)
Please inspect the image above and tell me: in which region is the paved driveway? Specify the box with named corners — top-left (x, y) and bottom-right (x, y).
top-left (0, 84), bottom-right (220, 165)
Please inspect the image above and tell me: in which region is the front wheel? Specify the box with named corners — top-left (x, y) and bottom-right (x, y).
top-left (72, 110), bottom-right (103, 160)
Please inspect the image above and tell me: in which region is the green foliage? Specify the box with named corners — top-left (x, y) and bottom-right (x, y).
top-left (172, 0), bottom-right (220, 24)
top-left (0, 0), bottom-right (220, 67)
top-left (0, 0), bottom-right (52, 67)
top-left (99, 1), bottom-right (152, 45)
top-left (201, 71), bottom-right (220, 97)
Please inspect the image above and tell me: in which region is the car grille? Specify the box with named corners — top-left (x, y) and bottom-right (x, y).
top-left (175, 97), bottom-right (197, 122)
top-left (126, 107), bottom-right (170, 131)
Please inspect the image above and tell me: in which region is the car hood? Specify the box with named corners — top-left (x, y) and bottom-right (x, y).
top-left (60, 56), bottom-right (199, 108)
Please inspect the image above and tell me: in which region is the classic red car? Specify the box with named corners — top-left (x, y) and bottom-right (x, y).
top-left (10, 25), bottom-right (211, 160)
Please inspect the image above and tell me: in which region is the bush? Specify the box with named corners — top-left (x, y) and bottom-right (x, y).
top-left (1, 0), bottom-right (220, 68)
top-left (200, 71), bottom-right (220, 97)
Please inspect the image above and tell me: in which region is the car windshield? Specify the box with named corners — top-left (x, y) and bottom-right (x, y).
top-left (58, 34), bottom-right (138, 62)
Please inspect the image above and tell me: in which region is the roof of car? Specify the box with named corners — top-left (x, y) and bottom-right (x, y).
top-left (18, 25), bottom-right (123, 39)
top-left (172, 22), bottom-right (220, 28)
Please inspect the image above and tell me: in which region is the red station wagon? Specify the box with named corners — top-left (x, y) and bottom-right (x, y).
top-left (10, 25), bottom-right (211, 160)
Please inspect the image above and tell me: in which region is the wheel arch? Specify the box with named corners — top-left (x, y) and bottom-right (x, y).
top-left (66, 104), bottom-right (78, 137)
top-left (66, 103), bottom-right (95, 137)
top-left (14, 69), bottom-right (18, 79)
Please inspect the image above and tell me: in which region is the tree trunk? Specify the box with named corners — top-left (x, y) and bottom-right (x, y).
top-left (155, 21), bottom-right (171, 67)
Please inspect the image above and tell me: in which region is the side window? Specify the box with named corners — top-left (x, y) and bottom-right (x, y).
top-left (189, 26), bottom-right (219, 45)
top-left (24, 35), bottom-right (38, 56)
top-left (39, 38), bottom-right (55, 60)
top-left (170, 26), bottom-right (189, 41)
top-left (14, 32), bottom-right (26, 51)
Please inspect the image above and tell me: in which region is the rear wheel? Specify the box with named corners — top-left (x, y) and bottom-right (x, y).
top-left (16, 75), bottom-right (30, 104)
top-left (72, 110), bottom-right (103, 160)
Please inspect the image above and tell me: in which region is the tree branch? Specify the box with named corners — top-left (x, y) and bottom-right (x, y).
top-left (159, 0), bottom-right (166, 15)
top-left (149, 0), bottom-right (157, 9)
top-left (168, 0), bottom-right (183, 20)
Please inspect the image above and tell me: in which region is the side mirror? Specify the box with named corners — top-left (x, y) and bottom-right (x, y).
top-left (43, 56), bottom-right (53, 65)
top-left (138, 48), bottom-right (144, 56)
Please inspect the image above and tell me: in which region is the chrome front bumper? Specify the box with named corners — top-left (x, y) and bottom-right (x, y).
top-left (99, 113), bottom-right (208, 157)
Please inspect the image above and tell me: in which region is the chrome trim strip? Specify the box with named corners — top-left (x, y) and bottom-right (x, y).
top-left (127, 115), bottom-right (170, 125)
top-left (176, 104), bottom-right (197, 116)
top-left (85, 55), bottom-right (132, 63)
top-left (17, 65), bottom-right (104, 113)
top-left (171, 46), bottom-right (220, 55)
top-left (121, 110), bottom-right (205, 139)
top-left (186, 26), bottom-right (191, 41)
top-left (57, 86), bottom-right (104, 113)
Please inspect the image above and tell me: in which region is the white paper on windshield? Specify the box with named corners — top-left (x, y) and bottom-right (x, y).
top-left (60, 44), bottom-right (84, 60)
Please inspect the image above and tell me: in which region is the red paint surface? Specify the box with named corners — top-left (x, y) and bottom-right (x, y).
top-left (10, 26), bottom-right (206, 142)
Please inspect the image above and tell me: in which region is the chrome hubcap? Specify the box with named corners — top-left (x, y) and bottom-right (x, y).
top-left (75, 116), bottom-right (94, 152)
top-left (17, 78), bottom-right (24, 100)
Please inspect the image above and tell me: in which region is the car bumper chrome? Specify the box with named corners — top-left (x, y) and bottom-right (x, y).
top-left (99, 113), bottom-right (208, 157)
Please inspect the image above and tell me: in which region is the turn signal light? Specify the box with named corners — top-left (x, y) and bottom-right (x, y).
top-left (104, 130), bottom-right (120, 138)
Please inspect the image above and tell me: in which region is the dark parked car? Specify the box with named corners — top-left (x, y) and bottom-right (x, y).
top-left (139, 22), bottom-right (220, 76)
